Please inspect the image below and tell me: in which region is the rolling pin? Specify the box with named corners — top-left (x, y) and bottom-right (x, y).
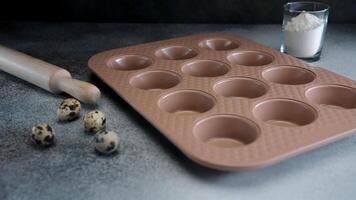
top-left (0, 44), bottom-right (100, 104)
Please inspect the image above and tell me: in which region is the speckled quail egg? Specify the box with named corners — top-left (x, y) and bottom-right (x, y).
top-left (83, 110), bottom-right (106, 132)
top-left (57, 98), bottom-right (81, 121)
top-left (95, 130), bottom-right (120, 154)
top-left (31, 123), bottom-right (55, 147)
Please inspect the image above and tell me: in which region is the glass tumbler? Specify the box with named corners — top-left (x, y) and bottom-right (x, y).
top-left (280, 2), bottom-right (329, 62)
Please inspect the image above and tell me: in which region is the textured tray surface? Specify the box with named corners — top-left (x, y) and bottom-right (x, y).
top-left (88, 32), bottom-right (356, 171)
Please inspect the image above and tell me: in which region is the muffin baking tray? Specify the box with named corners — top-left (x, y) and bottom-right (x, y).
top-left (88, 32), bottom-right (356, 171)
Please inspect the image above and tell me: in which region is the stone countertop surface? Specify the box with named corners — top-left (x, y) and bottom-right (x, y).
top-left (0, 23), bottom-right (355, 200)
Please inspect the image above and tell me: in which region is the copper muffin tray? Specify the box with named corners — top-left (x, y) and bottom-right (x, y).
top-left (88, 33), bottom-right (356, 171)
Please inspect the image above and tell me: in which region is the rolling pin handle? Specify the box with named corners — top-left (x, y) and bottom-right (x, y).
top-left (55, 77), bottom-right (101, 104)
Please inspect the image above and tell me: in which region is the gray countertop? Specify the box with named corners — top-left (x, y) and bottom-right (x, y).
top-left (0, 23), bottom-right (355, 200)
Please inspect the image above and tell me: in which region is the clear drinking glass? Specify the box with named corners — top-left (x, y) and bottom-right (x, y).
top-left (280, 2), bottom-right (329, 62)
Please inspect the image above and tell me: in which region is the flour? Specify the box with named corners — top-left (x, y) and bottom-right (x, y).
top-left (284, 11), bottom-right (325, 58)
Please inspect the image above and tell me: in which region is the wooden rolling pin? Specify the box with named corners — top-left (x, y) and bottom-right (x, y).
top-left (0, 45), bottom-right (100, 104)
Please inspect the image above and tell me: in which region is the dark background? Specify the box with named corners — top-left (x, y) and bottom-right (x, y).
top-left (1, 0), bottom-right (355, 23)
